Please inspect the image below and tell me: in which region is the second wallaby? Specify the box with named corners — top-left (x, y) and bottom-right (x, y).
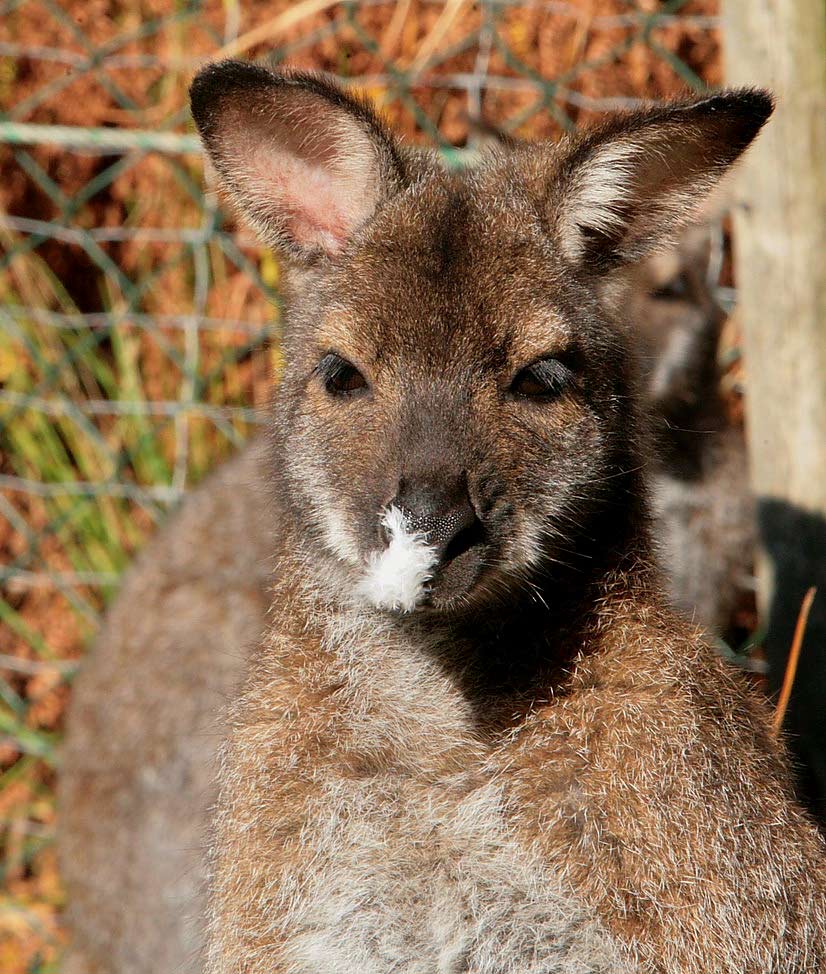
top-left (183, 61), bottom-right (826, 973)
top-left (630, 237), bottom-right (755, 640)
top-left (58, 441), bottom-right (274, 974)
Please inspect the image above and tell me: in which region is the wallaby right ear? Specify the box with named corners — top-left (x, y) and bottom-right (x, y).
top-left (544, 89), bottom-right (773, 272)
top-left (189, 61), bottom-right (407, 261)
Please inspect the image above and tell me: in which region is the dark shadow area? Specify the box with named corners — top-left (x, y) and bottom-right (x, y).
top-left (759, 498), bottom-right (826, 827)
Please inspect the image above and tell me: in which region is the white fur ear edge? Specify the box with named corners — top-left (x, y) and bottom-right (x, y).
top-left (557, 140), bottom-right (641, 263)
top-left (356, 506), bottom-right (438, 613)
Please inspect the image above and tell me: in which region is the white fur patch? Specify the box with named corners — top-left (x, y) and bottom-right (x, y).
top-left (357, 506), bottom-right (438, 613)
top-left (558, 140), bottom-right (639, 262)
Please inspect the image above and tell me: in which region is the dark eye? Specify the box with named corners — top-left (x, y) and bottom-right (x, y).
top-left (510, 357), bottom-right (573, 400)
top-left (316, 353), bottom-right (368, 397)
top-left (651, 272), bottom-right (688, 300)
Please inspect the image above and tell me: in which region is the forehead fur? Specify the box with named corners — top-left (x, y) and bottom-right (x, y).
top-left (311, 161), bottom-right (588, 368)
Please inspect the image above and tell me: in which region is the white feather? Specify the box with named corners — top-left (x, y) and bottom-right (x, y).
top-left (357, 506), bottom-right (438, 613)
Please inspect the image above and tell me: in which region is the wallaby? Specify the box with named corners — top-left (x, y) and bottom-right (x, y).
top-left (57, 242), bottom-right (757, 974)
top-left (631, 237), bottom-right (755, 640)
top-left (175, 60), bottom-right (826, 972)
top-left (57, 77), bottom-right (775, 971)
top-left (57, 441), bottom-right (274, 974)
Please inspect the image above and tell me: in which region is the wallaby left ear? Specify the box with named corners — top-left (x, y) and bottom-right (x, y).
top-left (190, 60), bottom-right (407, 262)
top-left (544, 89), bottom-right (774, 272)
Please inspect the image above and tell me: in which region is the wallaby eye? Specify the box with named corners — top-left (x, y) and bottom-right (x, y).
top-left (316, 353), bottom-right (368, 397)
top-left (510, 358), bottom-right (573, 400)
top-left (651, 272), bottom-right (689, 301)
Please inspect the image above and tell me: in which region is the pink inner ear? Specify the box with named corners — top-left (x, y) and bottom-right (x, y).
top-left (208, 88), bottom-right (389, 257)
top-left (274, 155), bottom-right (353, 253)
top-left (237, 138), bottom-right (378, 255)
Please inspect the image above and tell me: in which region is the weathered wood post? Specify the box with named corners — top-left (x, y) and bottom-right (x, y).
top-left (722, 1), bottom-right (826, 819)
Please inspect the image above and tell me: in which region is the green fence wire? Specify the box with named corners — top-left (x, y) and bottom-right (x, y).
top-left (0, 0), bottom-right (721, 965)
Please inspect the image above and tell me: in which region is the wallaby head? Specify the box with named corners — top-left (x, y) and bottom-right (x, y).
top-left (191, 62), bottom-right (771, 617)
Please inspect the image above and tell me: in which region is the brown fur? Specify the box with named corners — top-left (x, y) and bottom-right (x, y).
top-left (186, 63), bottom-right (826, 973)
top-left (57, 245), bottom-right (755, 974)
top-left (211, 533), bottom-right (825, 973)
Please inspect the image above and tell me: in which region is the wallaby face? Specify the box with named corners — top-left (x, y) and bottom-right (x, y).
top-left (276, 187), bottom-right (639, 613)
top-left (192, 62), bottom-right (770, 616)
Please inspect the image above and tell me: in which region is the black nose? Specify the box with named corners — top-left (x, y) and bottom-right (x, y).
top-left (394, 476), bottom-right (483, 565)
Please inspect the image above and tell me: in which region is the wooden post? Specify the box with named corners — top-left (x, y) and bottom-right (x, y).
top-left (722, 1), bottom-right (826, 819)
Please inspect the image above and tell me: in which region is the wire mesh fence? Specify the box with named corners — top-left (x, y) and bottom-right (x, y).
top-left (0, 1), bottom-right (722, 968)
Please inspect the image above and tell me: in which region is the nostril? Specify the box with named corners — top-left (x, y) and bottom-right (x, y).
top-left (411, 503), bottom-right (484, 566)
top-left (441, 517), bottom-right (485, 565)
top-left (391, 475), bottom-right (484, 564)
top-left (413, 509), bottom-right (463, 549)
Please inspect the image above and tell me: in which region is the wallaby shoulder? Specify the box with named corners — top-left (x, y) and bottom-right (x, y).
top-left (503, 580), bottom-right (826, 971)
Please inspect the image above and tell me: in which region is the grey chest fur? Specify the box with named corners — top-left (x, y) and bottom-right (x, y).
top-left (281, 774), bottom-right (631, 974)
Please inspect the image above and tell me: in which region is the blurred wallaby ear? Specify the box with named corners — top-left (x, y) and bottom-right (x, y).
top-left (190, 60), bottom-right (407, 260)
top-left (545, 89), bottom-right (774, 272)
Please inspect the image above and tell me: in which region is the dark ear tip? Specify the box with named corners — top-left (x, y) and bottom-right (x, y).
top-left (724, 86), bottom-right (775, 125)
top-left (189, 59), bottom-right (276, 130)
top-left (700, 87), bottom-right (775, 128)
top-left (189, 60), bottom-right (363, 139)
top-left (676, 87), bottom-right (774, 155)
